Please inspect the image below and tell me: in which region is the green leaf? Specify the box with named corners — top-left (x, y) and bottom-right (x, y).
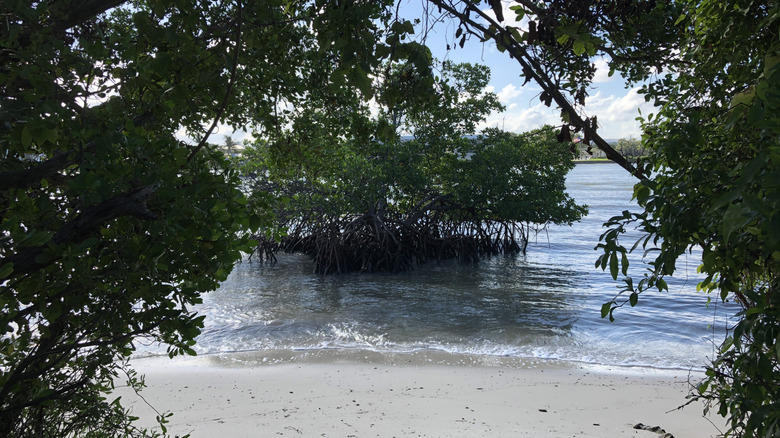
top-left (151, 1), bottom-right (167, 18)
top-left (621, 252), bottom-right (629, 276)
top-left (720, 336), bottom-right (734, 353)
top-left (634, 183), bottom-right (651, 204)
top-left (585, 42), bottom-right (596, 57)
top-left (747, 100), bottom-right (764, 123)
top-left (173, 148), bottom-right (189, 165)
top-left (600, 301), bottom-right (613, 319)
top-left (349, 65), bottom-right (373, 97)
top-left (0, 263), bottom-right (13, 280)
top-left (572, 40), bottom-right (585, 56)
top-left (629, 292), bottom-right (638, 307)
top-left (721, 203), bottom-right (751, 245)
top-left (609, 252), bottom-right (618, 279)
top-left (21, 126), bottom-right (32, 147)
top-left (710, 189), bottom-right (741, 211)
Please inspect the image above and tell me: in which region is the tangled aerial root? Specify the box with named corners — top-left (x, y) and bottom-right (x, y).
top-left (252, 196), bottom-right (534, 274)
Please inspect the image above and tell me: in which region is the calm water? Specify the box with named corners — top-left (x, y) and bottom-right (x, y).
top-left (140, 163), bottom-right (739, 370)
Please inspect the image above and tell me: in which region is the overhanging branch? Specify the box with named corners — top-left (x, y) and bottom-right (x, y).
top-left (0, 184), bottom-right (159, 278)
top-left (427, 0), bottom-right (644, 179)
top-left (0, 146), bottom-right (88, 192)
top-left (52, 0), bottom-right (128, 31)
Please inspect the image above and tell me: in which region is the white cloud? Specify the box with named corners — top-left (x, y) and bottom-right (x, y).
top-left (582, 87), bottom-right (656, 139)
top-left (592, 58), bottom-right (613, 83)
top-left (497, 83), bottom-right (523, 104)
top-left (367, 97), bottom-right (382, 119)
top-left (585, 89), bottom-right (642, 120)
top-left (477, 86), bottom-right (656, 139)
top-left (175, 123), bottom-right (255, 145)
top-left (481, 102), bottom-right (559, 132)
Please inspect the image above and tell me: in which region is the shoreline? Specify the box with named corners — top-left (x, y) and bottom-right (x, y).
top-left (114, 350), bottom-right (724, 437)
top-left (573, 159), bottom-right (615, 164)
top-left (130, 348), bottom-right (709, 374)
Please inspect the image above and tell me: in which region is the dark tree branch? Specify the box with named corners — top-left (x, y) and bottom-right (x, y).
top-left (0, 148), bottom-right (81, 192)
top-left (51, 0), bottom-right (127, 31)
top-left (0, 184), bottom-right (159, 277)
top-left (427, 0), bottom-right (644, 179)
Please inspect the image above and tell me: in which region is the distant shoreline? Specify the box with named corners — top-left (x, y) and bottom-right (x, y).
top-left (573, 159), bottom-right (614, 164)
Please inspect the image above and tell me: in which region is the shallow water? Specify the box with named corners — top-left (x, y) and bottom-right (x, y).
top-left (136, 163), bottom-right (739, 370)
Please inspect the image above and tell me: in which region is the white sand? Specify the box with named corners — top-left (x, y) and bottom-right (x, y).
top-left (115, 351), bottom-right (724, 437)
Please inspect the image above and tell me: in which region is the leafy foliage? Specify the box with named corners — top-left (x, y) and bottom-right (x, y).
top-left (614, 138), bottom-right (644, 159)
top-left (428, 0), bottom-right (681, 176)
top-left (595, 2), bottom-right (780, 435)
top-left (240, 61), bottom-right (585, 273)
top-left (0, 0), bottom-right (414, 435)
top-left (431, 1), bottom-right (778, 436)
top-left (8, 0), bottom-right (775, 436)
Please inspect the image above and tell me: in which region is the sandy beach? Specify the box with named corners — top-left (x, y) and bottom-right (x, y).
top-left (114, 351), bottom-right (724, 438)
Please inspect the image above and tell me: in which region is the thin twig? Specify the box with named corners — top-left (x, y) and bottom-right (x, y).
top-left (187, 0), bottom-right (243, 162)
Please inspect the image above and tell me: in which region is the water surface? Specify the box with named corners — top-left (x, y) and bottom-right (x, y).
top-left (140, 163), bottom-right (739, 370)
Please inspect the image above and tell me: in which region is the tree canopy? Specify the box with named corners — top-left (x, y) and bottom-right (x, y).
top-left (0, 0), bottom-right (421, 435)
top-left (239, 60), bottom-right (585, 273)
top-left (602, 4), bottom-right (780, 435)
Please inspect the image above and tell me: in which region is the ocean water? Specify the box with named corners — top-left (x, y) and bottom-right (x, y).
top-left (137, 163), bottom-right (740, 370)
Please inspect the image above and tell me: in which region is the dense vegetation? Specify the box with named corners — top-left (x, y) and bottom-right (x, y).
top-left (239, 61), bottom-right (585, 273)
top-left (0, 0), bottom-right (417, 435)
top-left (1, 0), bottom-right (777, 437)
top-left (604, 4), bottom-right (780, 434)
top-left (432, 1), bottom-right (779, 435)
